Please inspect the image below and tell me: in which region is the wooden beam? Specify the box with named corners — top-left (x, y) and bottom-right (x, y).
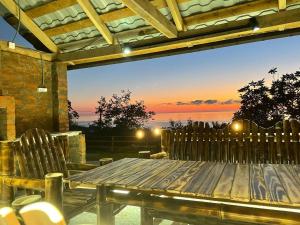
top-left (166, 0), bottom-right (184, 31)
top-left (57, 8), bottom-right (300, 65)
top-left (118, 0), bottom-right (177, 38)
top-left (77, 0), bottom-right (114, 44)
top-left (26, 0), bottom-right (77, 18)
top-left (1, 0), bottom-right (59, 52)
top-left (0, 41), bottom-right (55, 61)
top-left (278, 0), bottom-right (287, 10)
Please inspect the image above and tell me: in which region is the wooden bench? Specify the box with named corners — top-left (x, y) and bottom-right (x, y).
top-left (0, 128), bottom-right (99, 219)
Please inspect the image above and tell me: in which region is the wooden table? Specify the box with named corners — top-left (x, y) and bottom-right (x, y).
top-left (67, 158), bottom-right (300, 225)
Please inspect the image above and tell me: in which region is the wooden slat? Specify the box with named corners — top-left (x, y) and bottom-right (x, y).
top-left (103, 159), bottom-right (158, 184)
top-left (119, 0), bottom-right (177, 38)
top-left (278, 0), bottom-right (287, 10)
top-left (181, 162), bottom-right (215, 194)
top-left (166, 161), bottom-right (205, 193)
top-left (213, 163), bottom-right (236, 199)
top-left (197, 162), bottom-right (226, 197)
top-left (1, 0), bottom-right (58, 52)
top-left (139, 160), bottom-right (186, 189)
top-left (70, 158), bottom-right (139, 182)
top-left (262, 164), bottom-right (290, 204)
top-left (250, 164), bottom-right (269, 202)
top-left (77, 0), bottom-right (114, 44)
top-left (151, 161), bottom-right (196, 190)
top-left (115, 159), bottom-right (169, 187)
top-left (166, 0), bottom-right (184, 31)
top-left (230, 164), bottom-right (250, 202)
top-left (83, 159), bottom-right (147, 184)
top-left (273, 164), bottom-right (300, 204)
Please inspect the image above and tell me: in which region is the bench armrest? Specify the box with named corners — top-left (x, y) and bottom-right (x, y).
top-left (1, 176), bottom-right (45, 191)
top-left (150, 151), bottom-right (168, 159)
top-left (66, 163), bottom-right (98, 171)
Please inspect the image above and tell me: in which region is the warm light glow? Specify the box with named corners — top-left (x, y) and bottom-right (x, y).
top-left (19, 202), bottom-right (64, 224)
top-left (0, 207), bottom-right (13, 217)
top-left (123, 47), bottom-right (131, 55)
top-left (232, 122), bottom-right (242, 132)
top-left (153, 127), bottom-right (161, 136)
top-left (253, 25), bottom-right (260, 32)
top-left (112, 189), bottom-right (130, 195)
top-left (172, 196), bottom-right (300, 213)
top-left (136, 130), bottom-right (145, 139)
top-left (37, 87), bottom-right (48, 93)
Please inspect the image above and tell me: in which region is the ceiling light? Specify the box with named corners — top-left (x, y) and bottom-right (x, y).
top-left (250, 18), bottom-right (260, 32)
top-left (123, 46), bottom-right (131, 55)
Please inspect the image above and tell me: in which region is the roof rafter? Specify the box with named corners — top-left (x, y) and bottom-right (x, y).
top-left (77, 0), bottom-right (114, 44)
top-left (57, 8), bottom-right (300, 66)
top-left (166, 0), bottom-right (184, 31)
top-left (278, 0), bottom-right (287, 10)
top-left (1, 0), bottom-right (58, 52)
top-left (118, 0), bottom-right (177, 38)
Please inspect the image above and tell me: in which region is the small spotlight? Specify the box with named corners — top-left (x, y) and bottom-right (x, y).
top-left (253, 25), bottom-right (260, 32)
top-left (136, 130), bottom-right (145, 139)
top-left (153, 128), bottom-right (161, 136)
top-left (232, 122), bottom-right (242, 132)
top-left (250, 18), bottom-right (260, 32)
top-left (122, 46), bottom-right (131, 55)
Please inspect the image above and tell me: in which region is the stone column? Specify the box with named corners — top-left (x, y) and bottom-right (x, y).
top-left (52, 62), bottom-right (69, 132)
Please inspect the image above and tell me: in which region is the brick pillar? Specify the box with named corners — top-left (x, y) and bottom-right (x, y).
top-left (0, 96), bottom-right (16, 140)
top-left (52, 62), bottom-right (69, 132)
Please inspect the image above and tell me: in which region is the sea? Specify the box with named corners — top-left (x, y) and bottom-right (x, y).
top-left (77, 111), bottom-right (235, 128)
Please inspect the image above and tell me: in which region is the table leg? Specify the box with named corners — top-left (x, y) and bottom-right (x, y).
top-left (141, 208), bottom-right (153, 225)
top-left (97, 185), bottom-right (115, 225)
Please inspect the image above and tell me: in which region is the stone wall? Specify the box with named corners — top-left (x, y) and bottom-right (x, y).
top-left (0, 46), bottom-right (68, 136)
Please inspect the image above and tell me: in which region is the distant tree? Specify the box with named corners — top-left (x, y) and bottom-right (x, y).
top-left (167, 120), bottom-right (183, 130)
top-left (94, 90), bottom-right (155, 129)
top-left (233, 79), bottom-right (274, 127)
top-left (211, 121), bottom-right (228, 129)
top-left (68, 100), bottom-right (79, 127)
top-left (270, 70), bottom-right (300, 120)
top-left (233, 69), bottom-right (300, 126)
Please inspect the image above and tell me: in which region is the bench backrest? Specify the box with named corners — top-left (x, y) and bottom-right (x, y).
top-left (14, 128), bottom-right (68, 179)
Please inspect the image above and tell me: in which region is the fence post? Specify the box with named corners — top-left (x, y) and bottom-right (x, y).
top-left (45, 173), bottom-right (63, 213)
top-left (111, 136), bottom-right (115, 152)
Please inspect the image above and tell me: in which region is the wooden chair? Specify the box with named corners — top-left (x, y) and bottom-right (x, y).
top-left (1, 128), bottom-right (98, 220)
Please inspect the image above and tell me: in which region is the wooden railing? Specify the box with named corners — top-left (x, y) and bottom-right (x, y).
top-left (161, 119), bottom-right (300, 164)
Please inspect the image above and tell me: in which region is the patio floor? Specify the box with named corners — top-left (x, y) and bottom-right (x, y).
top-left (69, 206), bottom-right (186, 225)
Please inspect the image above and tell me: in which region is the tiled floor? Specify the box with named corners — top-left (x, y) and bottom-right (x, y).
top-left (69, 206), bottom-right (187, 225)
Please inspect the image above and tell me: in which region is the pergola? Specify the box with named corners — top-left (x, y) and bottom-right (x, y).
top-left (1, 0), bottom-right (300, 69)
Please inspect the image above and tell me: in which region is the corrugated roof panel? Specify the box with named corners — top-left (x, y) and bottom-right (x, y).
top-left (19, 0), bottom-right (51, 11)
top-left (90, 0), bottom-right (125, 14)
top-left (107, 16), bottom-right (146, 33)
top-left (179, 0), bottom-right (251, 17)
top-left (52, 26), bottom-right (101, 44)
top-left (187, 7), bottom-right (278, 30)
top-left (34, 4), bottom-right (86, 30)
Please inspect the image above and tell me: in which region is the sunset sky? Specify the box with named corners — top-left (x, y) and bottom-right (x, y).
top-left (1, 17), bottom-right (300, 125)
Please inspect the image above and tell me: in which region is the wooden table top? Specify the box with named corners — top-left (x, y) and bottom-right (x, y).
top-left (68, 158), bottom-right (300, 207)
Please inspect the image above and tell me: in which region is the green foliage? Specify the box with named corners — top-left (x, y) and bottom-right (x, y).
top-left (68, 100), bottom-right (79, 128)
top-left (234, 68), bottom-right (300, 126)
top-left (93, 90), bottom-right (155, 130)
